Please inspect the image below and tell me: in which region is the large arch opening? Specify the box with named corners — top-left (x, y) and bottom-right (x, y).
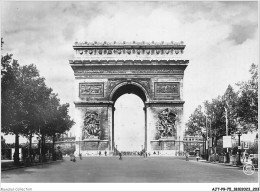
top-left (111, 83), bottom-right (147, 153)
top-left (114, 94), bottom-right (145, 152)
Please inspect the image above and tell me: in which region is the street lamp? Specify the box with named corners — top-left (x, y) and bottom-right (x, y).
top-left (202, 134), bottom-right (206, 159)
top-left (78, 137), bottom-right (80, 156)
top-left (179, 136), bottom-right (181, 156)
top-left (236, 123), bottom-right (243, 166)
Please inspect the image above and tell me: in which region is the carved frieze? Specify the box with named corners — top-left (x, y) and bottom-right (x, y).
top-left (79, 83), bottom-right (104, 97)
top-left (155, 108), bottom-right (177, 140)
top-left (154, 82), bottom-right (180, 98)
top-left (82, 112), bottom-right (101, 140)
top-left (73, 41), bottom-right (185, 57)
top-left (75, 69), bottom-right (184, 75)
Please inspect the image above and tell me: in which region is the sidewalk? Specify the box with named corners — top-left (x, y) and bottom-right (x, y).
top-left (1, 159), bottom-right (63, 171)
top-left (191, 159), bottom-right (258, 170)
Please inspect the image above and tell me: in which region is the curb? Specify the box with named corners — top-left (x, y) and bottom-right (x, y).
top-left (1, 160), bottom-right (63, 171)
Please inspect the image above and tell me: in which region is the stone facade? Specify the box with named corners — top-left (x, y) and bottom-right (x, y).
top-left (70, 41), bottom-right (189, 155)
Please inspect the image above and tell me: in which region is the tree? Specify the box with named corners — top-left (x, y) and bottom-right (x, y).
top-left (2, 40), bottom-right (74, 164)
top-left (42, 94), bottom-right (74, 161)
top-left (204, 97), bottom-right (226, 140)
top-left (185, 105), bottom-right (206, 136)
top-left (236, 64), bottom-right (258, 131)
top-left (18, 64), bottom-right (52, 162)
top-left (1, 52), bottom-right (27, 165)
top-left (247, 142), bottom-right (258, 154)
top-left (2, 40), bottom-right (53, 164)
top-left (222, 85), bottom-right (238, 134)
top-left (186, 64), bottom-right (258, 159)
top-left (204, 93), bottom-right (238, 158)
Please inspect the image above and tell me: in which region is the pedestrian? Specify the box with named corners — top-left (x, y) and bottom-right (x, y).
top-left (99, 151), bottom-right (101, 156)
top-left (196, 154), bottom-right (200, 162)
top-left (119, 152), bottom-right (122, 160)
top-left (185, 152), bottom-right (189, 161)
top-left (79, 153), bottom-right (82, 160)
top-left (105, 151), bottom-right (107, 156)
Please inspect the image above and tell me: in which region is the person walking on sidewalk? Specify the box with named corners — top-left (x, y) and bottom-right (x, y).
top-left (119, 152), bottom-right (122, 160)
top-left (196, 154), bottom-right (200, 162)
top-left (79, 153), bottom-right (82, 160)
top-left (185, 152), bottom-right (189, 161)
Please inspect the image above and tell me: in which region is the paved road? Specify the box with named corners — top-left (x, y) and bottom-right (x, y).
top-left (1, 156), bottom-right (258, 183)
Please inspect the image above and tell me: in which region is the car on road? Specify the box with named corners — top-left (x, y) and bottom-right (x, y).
top-left (249, 154), bottom-right (258, 160)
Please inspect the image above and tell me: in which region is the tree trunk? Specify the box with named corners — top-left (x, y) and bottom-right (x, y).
top-left (41, 134), bottom-right (46, 162)
top-left (14, 133), bottom-right (20, 166)
top-left (29, 132), bottom-right (32, 162)
top-left (52, 135), bottom-right (56, 161)
top-left (214, 137), bottom-right (218, 161)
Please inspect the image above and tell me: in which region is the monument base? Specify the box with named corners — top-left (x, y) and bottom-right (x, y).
top-left (75, 140), bottom-right (110, 156)
top-left (150, 140), bottom-right (184, 156)
top-left (150, 150), bottom-right (177, 156)
top-left (75, 150), bottom-right (114, 156)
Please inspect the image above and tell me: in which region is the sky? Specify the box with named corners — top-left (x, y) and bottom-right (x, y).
top-left (1, 1), bottom-right (258, 144)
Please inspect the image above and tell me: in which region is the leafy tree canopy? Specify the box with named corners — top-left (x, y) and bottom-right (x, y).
top-left (236, 64), bottom-right (258, 131)
top-left (185, 105), bottom-right (206, 136)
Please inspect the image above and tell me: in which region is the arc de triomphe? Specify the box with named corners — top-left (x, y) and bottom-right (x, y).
top-left (69, 41), bottom-right (189, 155)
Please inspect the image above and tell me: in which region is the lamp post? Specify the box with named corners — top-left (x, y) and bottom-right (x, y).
top-left (211, 110), bottom-right (217, 162)
top-left (79, 137), bottom-right (80, 156)
top-left (205, 116), bottom-right (209, 160)
top-left (236, 126), bottom-right (243, 166)
top-left (202, 134), bottom-right (206, 159)
top-left (236, 131), bottom-right (242, 165)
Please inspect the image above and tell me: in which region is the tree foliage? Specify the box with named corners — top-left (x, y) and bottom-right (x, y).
top-left (1, 39), bottom-right (74, 164)
top-left (186, 64), bottom-right (258, 140)
top-left (247, 142), bottom-right (258, 154)
top-left (185, 105), bottom-right (206, 136)
top-left (43, 94), bottom-right (74, 139)
top-left (236, 63), bottom-right (258, 131)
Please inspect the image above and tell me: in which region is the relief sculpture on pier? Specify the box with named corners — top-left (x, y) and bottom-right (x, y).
top-left (82, 112), bottom-right (101, 140)
top-left (156, 108), bottom-right (177, 140)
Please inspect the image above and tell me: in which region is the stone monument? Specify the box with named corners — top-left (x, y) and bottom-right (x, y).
top-left (69, 41), bottom-right (189, 155)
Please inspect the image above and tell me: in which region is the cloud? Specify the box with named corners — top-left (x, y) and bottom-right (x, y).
top-left (227, 23), bottom-right (258, 44)
top-left (1, 1), bottom-right (258, 143)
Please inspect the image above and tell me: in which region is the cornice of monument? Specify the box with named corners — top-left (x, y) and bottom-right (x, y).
top-left (69, 59), bottom-right (189, 65)
top-left (73, 41), bottom-right (185, 48)
top-left (71, 41), bottom-right (188, 61)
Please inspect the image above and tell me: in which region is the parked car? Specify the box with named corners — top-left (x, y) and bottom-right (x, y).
top-left (249, 154), bottom-right (258, 160)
